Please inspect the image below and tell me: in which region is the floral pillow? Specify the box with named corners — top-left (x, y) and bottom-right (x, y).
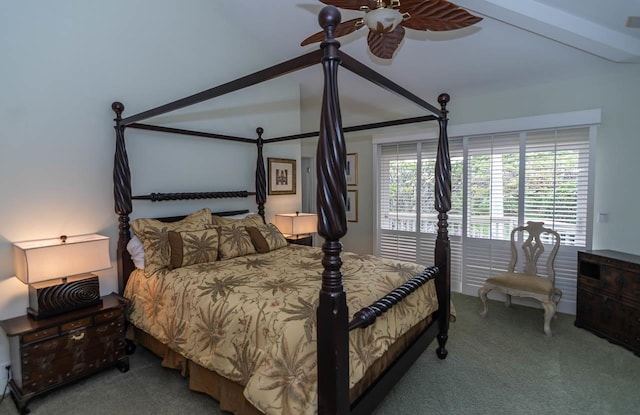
top-left (216, 223), bottom-right (256, 260)
top-left (167, 228), bottom-right (219, 270)
top-left (246, 223), bottom-right (288, 253)
top-left (130, 208), bottom-right (212, 275)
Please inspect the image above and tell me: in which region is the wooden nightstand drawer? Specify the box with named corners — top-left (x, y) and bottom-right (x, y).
top-left (22, 326), bottom-right (58, 344)
top-left (95, 308), bottom-right (122, 324)
top-left (21, 337), bottom-right (126, 394)
top-left (61, 317), bottom-right (92, 332)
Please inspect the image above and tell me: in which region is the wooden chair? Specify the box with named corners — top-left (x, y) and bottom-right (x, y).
top-left (478, 221), bottom-right (562, 336)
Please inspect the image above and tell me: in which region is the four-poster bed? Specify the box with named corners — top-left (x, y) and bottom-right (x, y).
top-left (112, 6), bottom-right (452, 415)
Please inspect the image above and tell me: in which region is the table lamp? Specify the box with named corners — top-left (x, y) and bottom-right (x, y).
top-left (274, 212), bottom-right (318, 241)
top-left (13, 234), bottom-right (111, 319)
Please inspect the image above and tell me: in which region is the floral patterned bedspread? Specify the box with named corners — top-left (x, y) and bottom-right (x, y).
top-left (124, 244), bottom-right (439, 415)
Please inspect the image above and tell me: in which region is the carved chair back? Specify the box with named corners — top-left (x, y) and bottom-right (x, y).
top-left (507, 221), bottom-right (561, 284)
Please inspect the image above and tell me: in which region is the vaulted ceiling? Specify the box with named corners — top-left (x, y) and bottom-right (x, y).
top-left (217, 1), bottom-right (639, 125)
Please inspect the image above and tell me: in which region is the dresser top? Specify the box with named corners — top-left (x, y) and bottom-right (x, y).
top-left (582, 249), bottom-right (640, 266)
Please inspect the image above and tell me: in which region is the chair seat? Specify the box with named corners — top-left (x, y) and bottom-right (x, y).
top-left (485, 272), bottom-right (553, 296)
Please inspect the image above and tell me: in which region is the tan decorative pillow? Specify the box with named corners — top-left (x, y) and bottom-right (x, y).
top-left (246, 223), bottom-right (288, 253)
top-left (167, 229), bottom-right (219, 269)
top-left (130, 208), bottom-right (212, 274)
top-left (211, 213), bottom-right (264, 228)
top-left (217, 224), bottom-right (256, 260)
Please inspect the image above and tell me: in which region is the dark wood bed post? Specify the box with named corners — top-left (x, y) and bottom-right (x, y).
top-left (434, 93), bottom-right (451, 359)
top-left (255, 127), bottom-right (266, 223)
top-left (112, 102), bottom-right (134, 294)
top-left (315, 6), bottom-right (350, 415)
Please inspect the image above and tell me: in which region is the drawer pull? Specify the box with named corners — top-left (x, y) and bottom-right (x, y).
top-left (70, 332), bottom-right (85, 341)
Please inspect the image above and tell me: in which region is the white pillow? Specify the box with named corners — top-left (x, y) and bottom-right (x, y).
top-left (126, 235), bottom-right (145, 269)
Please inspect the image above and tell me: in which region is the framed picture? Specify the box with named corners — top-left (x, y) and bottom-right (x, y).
top-left (268, 158), bottom-right (296, 195)
top-left (346, 153), bottom-right (358, 186)
top-left (346, 189), bottom-right (358, 222)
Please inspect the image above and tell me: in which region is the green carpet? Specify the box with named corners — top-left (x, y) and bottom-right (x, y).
top-left (1, 293), bottom-right (638, 414)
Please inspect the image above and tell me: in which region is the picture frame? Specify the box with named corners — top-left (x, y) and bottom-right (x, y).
top-left (346, 153), bottom-right (358, 186)
top-left (268, 158), bottom-right (296, 195)
top-left (346, 189), bottom-right (358, 222)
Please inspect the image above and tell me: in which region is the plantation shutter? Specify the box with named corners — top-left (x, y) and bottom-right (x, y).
top-left (463, 133), bottom-right (521, 294)
top-left (522, 128), bottom-right (591, 307)
top-left (377, 139), bottom-right (463, 290)
top-left (378, 143), bottom-right (419, 263)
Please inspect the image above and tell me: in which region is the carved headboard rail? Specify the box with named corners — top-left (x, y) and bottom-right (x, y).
top-left (157, 209), bottom-right (251, 224)
top-left (132, 190), bottom-right (255, 202)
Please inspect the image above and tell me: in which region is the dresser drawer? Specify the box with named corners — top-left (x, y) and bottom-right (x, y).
top-left (579, 252), bottom-right (640, 304)
top-left (576, 288), bottom-right (640, 352)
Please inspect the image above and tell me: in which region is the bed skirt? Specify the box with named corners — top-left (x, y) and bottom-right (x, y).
top-left (129, 315), bottom-right (432, 414)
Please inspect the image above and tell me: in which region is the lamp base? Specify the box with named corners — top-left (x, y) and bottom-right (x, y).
top-left (28, 273), bottom-right (102, 320)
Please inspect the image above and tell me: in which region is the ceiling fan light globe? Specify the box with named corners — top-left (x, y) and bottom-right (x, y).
top-left (363, 8), bottom-right (403, 34)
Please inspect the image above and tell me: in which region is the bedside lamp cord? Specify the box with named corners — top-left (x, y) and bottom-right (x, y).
top-left (0, 366), bottom-right (9, 405)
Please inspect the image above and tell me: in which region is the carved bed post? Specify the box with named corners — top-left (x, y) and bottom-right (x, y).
top-left (434, 93), bottom-right (451, 359)
top-left (315, 6), bottom-right (350, 415)
top-left (255, 127), bottom-right (266, 223)
top-left (112, 102), bottom-right (133, 294)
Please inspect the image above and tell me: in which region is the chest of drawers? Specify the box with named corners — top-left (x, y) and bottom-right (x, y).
top-left (0, 294), bottom-right (130, 414)
top-left (575, 250), bottom-right (640, 356)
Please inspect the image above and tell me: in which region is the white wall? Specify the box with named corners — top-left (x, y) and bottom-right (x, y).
top-left (0, 1), bottom-right (302, 369)
top-left (301, 135), bottom-right (374, 254)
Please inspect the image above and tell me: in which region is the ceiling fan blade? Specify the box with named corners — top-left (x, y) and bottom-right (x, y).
top-left (401, 0), bottom-right (482, 31)
top-left (367, 25), bottom-right (405, 59)
top-left (301, 18), bottom-right (364, 46)
top-left (319, 0), bottom-right (374, 11)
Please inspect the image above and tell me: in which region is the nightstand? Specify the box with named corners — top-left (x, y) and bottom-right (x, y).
top-left (286, 235), bottom-right (313, 246)
top-left (0, 293), bottom-right (130, 414)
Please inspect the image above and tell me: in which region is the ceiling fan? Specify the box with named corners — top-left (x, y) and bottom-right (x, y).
top-left (301, 0), bottom-right (483, 59)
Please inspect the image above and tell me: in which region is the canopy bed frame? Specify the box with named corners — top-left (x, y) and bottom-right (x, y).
top-left (112, 6), bottom-right (452, 415)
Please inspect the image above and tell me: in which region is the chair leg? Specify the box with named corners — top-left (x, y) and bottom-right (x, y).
top-left (478, 286), bottom-right (491, 317)
top-left (542, 301), bottom-right (557, 336)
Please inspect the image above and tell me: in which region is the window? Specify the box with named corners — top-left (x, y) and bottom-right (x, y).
top-left (376, 114), bottom-right (597, 314)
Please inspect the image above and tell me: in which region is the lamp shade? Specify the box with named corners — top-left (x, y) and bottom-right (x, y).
top-left (13, 234), bottom-right (111, 284)
top-left (363, 7), bottom-right (403, 33)
top-left (275, 213), bottom-right (318, 236)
